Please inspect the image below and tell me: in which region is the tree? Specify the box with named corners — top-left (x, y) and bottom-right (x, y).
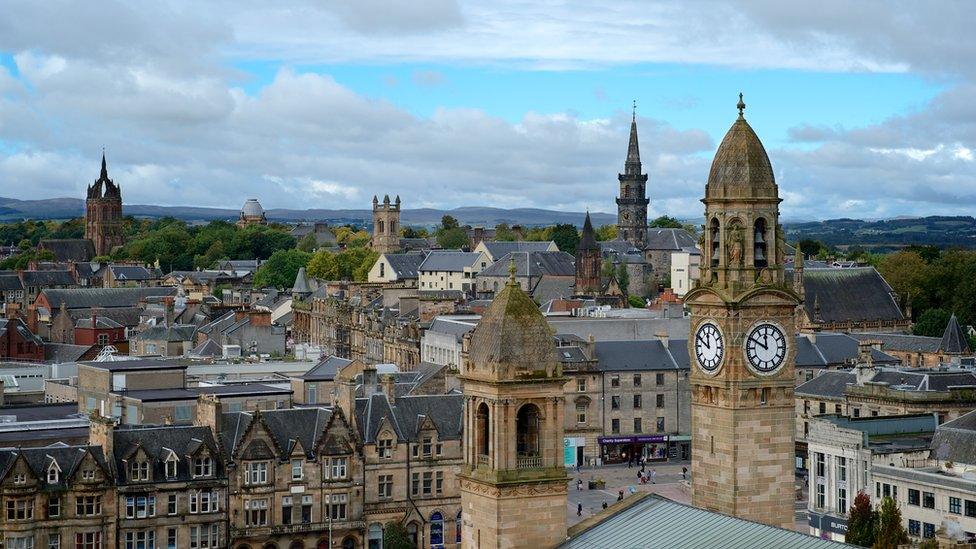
top-left (307, 248), bottom-right (378, 282)
top-left (799, 239), bottom-right (826, 258)
top-left (550, 224), bottom-right (580, 255)
top-left (873, 496), bottom-right (909, 549)
top-left (649, 215), bottom-right (683, 229)
top-left (297, 233), bottom-right (318, 253)
top-left (616, 263), bottom-right (630, 294)
top-left (441, 215), bottom-right (459, 230)
top-left (628, 295), bottom-right (645, 308)
top-left (913, 308), bottom-right (951, 337)
top-left (596, 224), bottom-right (617, 241)
top-left (401, 226), bottom-right (427, 239)
top-left (494, 223), bottom-right (517, 241)
top-left (877, 251), bottom-right (930, 314)
top-left (845, 491), bottom-right (875, 547)
top-left (383, 522), bottom-right (416, 549)
top-left (437, 227), bottom-right (469, 250)
top-left (252, 249), bottom-right (311, 289)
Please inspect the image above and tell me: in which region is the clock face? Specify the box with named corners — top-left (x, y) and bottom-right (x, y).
top-left (694, 321), bottom-right (724, 373)
top-left (745, 322), bottom-right (788, 374)
top-left (622, 211), bottom-right (631, 221)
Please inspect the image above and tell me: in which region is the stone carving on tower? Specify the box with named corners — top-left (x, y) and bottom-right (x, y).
top-left (371, 194), bottom-right (401, 254)
top-left (685, 94), bottom-right (801, 529)
top-left (458, 262), bottom-right (568, 548)
top-left (85, 152), bottom-right (124, 257)
top-left (575, 212), bottom-right (602, 296)
top-left (616, 104), bottom-right (650, 248)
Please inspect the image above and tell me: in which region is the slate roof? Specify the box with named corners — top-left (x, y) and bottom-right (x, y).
top-left (941, 314), bottom-right (971, 354)
top-left (109, 265), bottom-right (157, 281)
top-left (869, 369), bottom-right (976, 391)
top-left (851, 332), bottom-right (942, 354)
top-left (594, 340), bottom-right (681, 371)
top-left (132, 323), bottom-right (197, 343)
top-left (0, 274), bottom-right (23, 291)
top-left (42, 287), bottom-right (176, 309)
top-left (111, 424), bottom-right (222, 483)
top-left (291, 267), bottom-right (312, 295)
top-left (44, 343), bottom-right (96, 364)
top-left (187, 339), bottom-right (222, 358)
top-left (426, 318), bottom-right (476, 342)
top-left (644, 228), bottom-right (697, 251)
top-left (0, 403), bottom-right (79, 422)
top-left (480, 241), bottom-right (557, 259)
top-left (0, 444), bottom-right (109, 490)
top-left (382, 253), bottom-right (425, 279)
top-left (121, 384), bottom-right (292, 403)
top-left (75, 316), bottom-right (123, 329)
top-left (796, 371), bottom-right (858, 399)
top-left (930, 409), bottom-right (976, 465)
top-left (20, 270), bottom-right (76, 287)
top-left (802, 333), bottom-right (899, 366)
top-left (531, 276), bottom-right (576, 304)
top-left (786, 267), bottom-right (904, 324)
top-left (79, 358), bottom-right (189, 372)
top-left (302, 356), bottom-right (353, 381)
top-left (0, 319), bottom-right (42, 345)
top-left (419, 251), bottom-right (482, 272)
top-left (68, 306), bottom-right (143, 328)
top-left (479, 251), bottom-right (575, 278)
top-left (561, 493), bottom-right (850, 549)
top-left (38, 239), bottom-right (95, 262)
top-left (355, 392), bottom-right (463, 443)
top-left (220, 407), bottom-right (333, 459)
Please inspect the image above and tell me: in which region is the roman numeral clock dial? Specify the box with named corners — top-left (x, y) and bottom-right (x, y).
top-left (694, 321), bottom-right (724, 374)
top-left (745, 322), bottom-right (787, 375)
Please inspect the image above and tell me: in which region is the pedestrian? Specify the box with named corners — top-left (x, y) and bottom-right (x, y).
top-left (682, 466), bottom-right (687, 480)
top-left (636, 469), bottom-right (642, 481)
top-left (627, 455), bottom-right (632, 468)
top-left (651, 468), bottom-right (657, 484)
top-left (575, 462), bottom-right (581, 473)
top-left (617, 490), bottom-right (624, 501)
top-left (602, 501), bottom-right (608, 509)
top-left (577, 502), bottom-right (582, 517)
top-left (577, 479), bottom-right (583, 491)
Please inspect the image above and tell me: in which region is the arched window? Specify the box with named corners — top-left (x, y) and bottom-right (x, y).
top-left (456, 510), bottom-right (462, 543)
top-left (516, 404), bottom-right (541, 457)
top-left (624, 185), bottom-right (631, 198)
top-left (754, 218), bottom-right (768, 269)
top-left (341, 538), bottom-right (356, 549)
top-left (390, 221), bottom-right (396, 235)
top-left (710, 218), bottom-right (720, 267)
top-left (407, 522), bottom-right (420, 546)
top-left (367, 523), bottom-right (383, 549)
top-left (289, 542), bottom-right (305, 549)
top-left (476, 402), bottom-right (490, 458)
top-left (378, 220), bottom-right (385, 234)
top-left (430, 512), bottom-right (444, 547)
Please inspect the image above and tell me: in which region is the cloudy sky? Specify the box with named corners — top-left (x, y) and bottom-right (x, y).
top-left (1, 1), bottom-right (974, 221)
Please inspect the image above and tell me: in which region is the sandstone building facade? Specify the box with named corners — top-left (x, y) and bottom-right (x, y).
top-left (85, 153), bottom-right (124, 257)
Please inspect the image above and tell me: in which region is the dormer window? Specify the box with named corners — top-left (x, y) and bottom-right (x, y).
top-left (129, 460), bottom-right (150, 482)
top-left (13, 473), bottom-right (26, 484)
top-left (422, 436), bottom-right (433, 457)
top-left (165, 453), bottom-right (178, 479)
top-left (47, 460), bottom-right (60, 484)
top-left (193, 456), bottom-right (213, 478)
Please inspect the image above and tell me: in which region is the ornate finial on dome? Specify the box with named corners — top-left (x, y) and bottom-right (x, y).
top-left (737, 92), bottom-right (745, 118)
top-left (508, 258), bottom-right (517, 285)
top-left (632, 99), bottom-right (636, 122)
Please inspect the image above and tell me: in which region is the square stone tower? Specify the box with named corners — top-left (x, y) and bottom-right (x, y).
top-left (458, 263), bottom-right (568, 548)
top-left (684, 95), bottom-right (800, 530)
top-left (85, 152), bottom-right (124, 257)
top-left (371, 194), bottom-right (401, 254)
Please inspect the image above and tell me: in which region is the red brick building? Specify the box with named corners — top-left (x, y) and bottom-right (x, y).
top-left (0, 318), bottom-right (44, 360)
top-left (74, 312), bottom-right (128, 351)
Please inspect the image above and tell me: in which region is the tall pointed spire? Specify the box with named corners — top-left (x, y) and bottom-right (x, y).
top-left (625, 103), bottom-right (641, 173)
top-left (100, 149), bottom-right (108, 180)
top-left (940, 313), bottom-right (971, 354)
top-left (578, 211), bottom-right (598, 251)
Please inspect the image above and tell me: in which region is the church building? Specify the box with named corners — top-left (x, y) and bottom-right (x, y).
top-left (85, 152), bottom-right (124, 256)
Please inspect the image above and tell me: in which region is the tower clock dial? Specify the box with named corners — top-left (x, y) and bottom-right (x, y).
top-left (694, 321), bottom-right (724, 373)
top-left (745, 322), bottom-right (787, 374)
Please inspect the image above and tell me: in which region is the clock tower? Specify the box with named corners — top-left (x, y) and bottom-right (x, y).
top-left (685, 95), bottom-right (800, 529)
top-left (616, 105), bottom-right (649, 247)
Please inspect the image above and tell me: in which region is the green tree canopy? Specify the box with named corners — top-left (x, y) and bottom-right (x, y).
top-left (628, 295), bottom-right (645, 308)
top-left (596, 224), bottom-right (617, 241)
top-left (649, 215), bottom-right (683, 229)
top-left (494, 223), bottom-right (517, 241)
top-left (799, 239), bottom-right (827, 258)
top-left (383, 522), bottom-right (417, 549)
top-left (436, 227), bottom-right (469, 250)
top-left (913, 308), bottom-right (951, 337)
top-left (845, 491), bottom-right (876, 547)
top-left (616, 263), bottom-right (630, 294)
top-left (873, 496), bottom-right (909, 549)
top-left (306, 248), bottom-right (378, 282)
top-left (441, 215), bottom-right (459, 230)
top-left (297, 233), bottom-right (318, 253)
top-left (252, 249), bottom-right (311, 289)
top-left (550, 223), bottom-right (580, 255)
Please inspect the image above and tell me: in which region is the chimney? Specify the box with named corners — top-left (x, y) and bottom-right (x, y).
top-left (195, 394), bottom-right (223, 439)
top-left (655, 330), bottom-right (669, 349)
top-left (163, 296), bottom-right (175, 326)
top-left (88, 414), bottom-right (117, 460)
top-left (858, 341), bottom-right (874, 367)
top-left (362, 365), bottom-right (378, 395)
top-left (234, 306), bottom-right (248, 322)
top-left (381, 374), bottom-right (396, 404)
top-left (248, 309), bottom-right (271, 327)
top-left (91, 308), bottom-right (98, 331)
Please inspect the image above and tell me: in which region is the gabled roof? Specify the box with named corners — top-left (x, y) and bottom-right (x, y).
top-left (0, 318), bottom-right (42, 346)
top-left (109, 265), bottom-right (157, 281)
top-left (786, 267), bottom-right (904, 324)
top-left (480, 241), bottom-right (557, 259)
top-left (38, 239), bottom-right (95, 262)
top-left (381, 253), bottom-right (425, 279)
top-left (850, 332), bottom-right (942, 354)
top-left (302, 356), bottom-right (353, 381)
top-left (75, 316), bottom-right (123, 329)
top-left (594, 340), bottom-right (681, 371)
top-left (931, 408), bottom-right (976, 465)
top-left (132, 324), bottom-right (196, 343)
top-left (0, 444), bottom-right (108, 490)
top-left (479, 251), bottom-right (575, 278)
top-left (644, 228), bottom-right (697, 251)
top-left (796, 371), bottom-right (857, 399)
top-left (419, 251), bottom-right (482, 272)
top-left (0, 274), bottom-right (24, 291)
top-left (20, 270), bottom-right (76, 287)
top-left (940, 313), bottom-right (971, 354)
top-left (112, 424), bottom-right (221, 483)
top-left (355, 392), bottom-right (463, 443)
top-left (187, 339), bottom-right (222, 358)
top-left (42, 287), bottom-right (177, 310)
top-left (220, 407), bottom-right (333, 459)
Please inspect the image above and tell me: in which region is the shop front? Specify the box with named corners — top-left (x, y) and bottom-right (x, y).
top-left (668, 435), bottom-right (691, 461)
top-left (563, 437), bottom-right (586, 467)
top-left (598, 435), bottom-right (669, 464)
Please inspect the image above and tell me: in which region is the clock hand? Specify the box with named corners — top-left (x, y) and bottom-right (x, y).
top-left (754, 335), bottom-right (768, 351)
top-left (697, 334), bottom-right (710, 350)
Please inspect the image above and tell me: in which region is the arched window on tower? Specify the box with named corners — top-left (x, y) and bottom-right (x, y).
top-left (390, 221), bottom-right (396, 235)
top-left (709, 218), bottom-right (720, 267)
top-left (754, 218), bottom-right (768, 269)
top-left (430, 512), bottom-right (444, 547)
top-left (516, 404), bottom-right (541, 459)
top-left (476, 403), bottom-right (490, 462)
top-left (624, 185), bottom-right (631, 198)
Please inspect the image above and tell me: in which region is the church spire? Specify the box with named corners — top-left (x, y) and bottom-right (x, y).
top-left (625, 104), bottom-right (641, 173)
top-left (100, 149), bottom-right (108, 181)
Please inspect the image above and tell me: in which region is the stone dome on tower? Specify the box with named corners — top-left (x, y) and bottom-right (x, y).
top-left (705, 94), bottom-right (777, 200)
top-left (238, 198), bottom-right (268, 227)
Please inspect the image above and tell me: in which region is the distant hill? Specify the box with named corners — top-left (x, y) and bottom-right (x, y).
top-left (0, 196), bottom-right (617, 227)
top-left (784, 216), bottom-right (976, 250)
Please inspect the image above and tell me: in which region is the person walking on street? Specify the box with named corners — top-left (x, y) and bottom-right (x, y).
top-left (651, 468), bottom-right (657, 484)
top-left (577, 502), bottom-right (583, 517)
top-left (602, 501), bottom-right (608, 510)
top-left (617, 490), bottom-right (624, 501)
top-left (682, 466), bottom-right (687, 481)
top-left (577, 479), bottom-right (583, 491)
